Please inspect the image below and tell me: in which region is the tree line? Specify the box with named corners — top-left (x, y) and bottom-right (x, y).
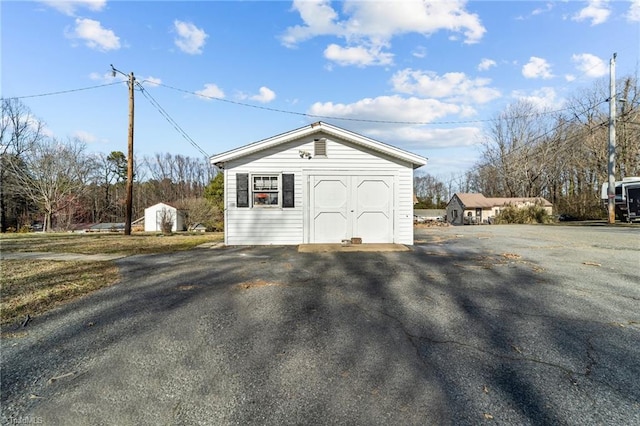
top-left (414, 74), bottom-right (639, 219)
top-left (1, 98), bottom-right (221, 232)
top-left (3, 74), bottom-right (638, 231)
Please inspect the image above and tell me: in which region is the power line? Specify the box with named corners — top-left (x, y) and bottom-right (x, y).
top-left (136, 82), bottom-right (210, 158)
top-left (2, 82), bottom-right (124, 100)
top-left (154, 81), bottom-right (585, 126)
top-left (2, 78), bottom-right (615, 127)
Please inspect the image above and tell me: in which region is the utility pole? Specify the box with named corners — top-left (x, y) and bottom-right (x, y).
top-left (607, 53), bottom-right (617, 225)
top-left (111, 65), bottom-right (135, 235)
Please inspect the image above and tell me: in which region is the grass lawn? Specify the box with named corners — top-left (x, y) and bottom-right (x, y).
top-left (0, 232), bottom-right (224, 255)
top-left (0, 232), bottom-right (224, 328)
top-left (1, 260), bottom-right (120, 327)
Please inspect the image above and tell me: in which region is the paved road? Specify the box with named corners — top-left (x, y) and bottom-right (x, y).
top-left (2, 225), bottom-right (639, 425)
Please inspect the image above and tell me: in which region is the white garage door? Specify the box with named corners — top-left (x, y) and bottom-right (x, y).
top-left (310, 175), bottom-right (393, 243)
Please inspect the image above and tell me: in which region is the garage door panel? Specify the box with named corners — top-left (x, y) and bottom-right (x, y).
top-left (356, 180), bottom-right (390, 210)
top-left (314, 212), bottom-right (347, 242)
top-left (356, 212), bottom-right (390, 242)
top-left (354, 177), bottom-right (392, 243)
top-left (311, 176), bottom-right (349, 243)
top-left (314, 180), bottom-right (348, 209)
top-left (310, 175), bottom-right (393, 244)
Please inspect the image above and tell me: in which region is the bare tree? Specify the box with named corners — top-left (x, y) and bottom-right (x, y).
top-left (468, 74), bottom-right (639, 219)
top-left (479, 100), bottom-right (554, 197)
top-left (0, 99), bottom-right (45, 231)
top-left (9, 137), bottom-right (97, 231)
top-left (158, 206), bottom-right (175, 234)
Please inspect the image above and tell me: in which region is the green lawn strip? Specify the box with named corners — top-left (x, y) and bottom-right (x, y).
top-left (0, 260), bottom-right (121, 327)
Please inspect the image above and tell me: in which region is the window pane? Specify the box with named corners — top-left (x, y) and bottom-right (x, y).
top-left (253, 177), bottom-right (262, 190)
top-left (266, 193), bottom-right (278, 205)
top-left (252, 175), bottom-right (279, 206)
top-left (253, 192), bottom-right (278, 205)
top-left (253, 175), bottom-right (279, 191)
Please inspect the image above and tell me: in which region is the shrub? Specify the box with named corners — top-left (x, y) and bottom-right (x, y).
top-left (494, 202), bottom-right (552, 224)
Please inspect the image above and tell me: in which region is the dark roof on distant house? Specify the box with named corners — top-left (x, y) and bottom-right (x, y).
top-left (89, 223), bottom-right (125, 231)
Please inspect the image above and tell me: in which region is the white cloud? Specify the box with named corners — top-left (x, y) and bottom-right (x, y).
top-left (565, 74), bottom-right (576, 82)
top-left (139, 76), bottom-right (162, 87)
top-left (512, 87), bottom-right (561, 110)
top-left (67, 18), bottom-right (120, 51)
top-left (72, 130), bottom-right (97, 143)
top-left (477, 58), bottom-right (496, 71)
top-left (281, 0), bottom-right (485, 67)
top-left (324, 43), bottom-right (393, 67)
top-left (390, 69), bottom-right (501, 104)
top-left (195, 84), bottom-right (225, 100)
top-left (88, 70), bottom-right (159, 87)
top-left (571, 53), bottom-right (607, 77)
top-left (306, 94), bottom-right (487, 150)
top-left (339, 1), bottom-right (485, 43)
top-left (89, 71), bottom-right (128, 84)
top-left (309, 95), bottom-right (464, 126)
top-left (40, 0), bottom-right (106, 16)
top-left (412, 46), bottom-right (427, 59)
top-left (426, 154), bottom-right (480, 176)
top-left (572, 0), bottom-right (611, 25)
top-left (250, 87), bottom-right (276, 103)
top-left (173, 20), bottom-right (208, 55)
top-left (281, 0), bottom-right (340, 47)
top-left (89, 71), bottom-right (111, 81)
top-left (370, 126), bottom-right (483, 149)
top-left (532, 3), bottom-right (554, 16)
top-left (627, 0), bottom-right (640, 21)
top-left (522, 56), bottom-right (553, 79)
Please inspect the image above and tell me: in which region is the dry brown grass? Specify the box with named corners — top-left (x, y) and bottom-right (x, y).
top-left (0, 232), bottom-right (224, 327)
top-left (1, 260), bottom-right (119, 326)
top-left (0, 232), bottom-right (224, 255)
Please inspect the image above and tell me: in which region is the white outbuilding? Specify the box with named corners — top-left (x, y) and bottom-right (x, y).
top-left (210, 122), bottom-right (427, 245)
top-left (144, 202), bottom-right (186, 233)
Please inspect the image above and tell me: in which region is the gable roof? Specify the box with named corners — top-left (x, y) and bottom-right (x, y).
top-left (210, 121), bottom-right (427, 169)
top-left (145, 202), bottom-right (186, 212)
top-left (453, 193), bottom-right (552, 208)
top-left (146, 202), bottom-right (177, 210)
top-left (455, 193), bottom-right (494, 208)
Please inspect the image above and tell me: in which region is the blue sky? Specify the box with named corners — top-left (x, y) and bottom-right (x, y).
top-left (2, 0), bottom-right (639, 179)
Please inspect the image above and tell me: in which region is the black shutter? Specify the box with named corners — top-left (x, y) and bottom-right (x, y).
top-left (237, 173), bottom-right (249, 208)
top-left (282, 173), bottom-right (294, 208)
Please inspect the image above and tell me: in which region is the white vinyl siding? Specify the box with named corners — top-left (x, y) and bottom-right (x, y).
top-left (395, 166), bottom-right (415, 245)
top-left (223, 134), bottom-right (417, 245)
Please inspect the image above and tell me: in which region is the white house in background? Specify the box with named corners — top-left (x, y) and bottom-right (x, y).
top-left (210, 121), bottom-right (427, 245)
top-left (144, 202), bottom-right (186, 232)
top-left (446, 193), bottom-right (553, 225)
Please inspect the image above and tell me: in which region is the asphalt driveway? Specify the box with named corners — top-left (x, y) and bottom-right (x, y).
top-left (2, 225), bottom-right (639, 425)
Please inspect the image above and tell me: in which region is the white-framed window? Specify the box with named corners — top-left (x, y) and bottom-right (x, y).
top-left (252, 174), bottom-right (280, 206)
top-left (236, 173), bottom-right (294, 209)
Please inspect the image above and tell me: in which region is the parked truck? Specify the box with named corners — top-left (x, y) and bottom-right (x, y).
top-left (601, 177), bottom-right (640, 222)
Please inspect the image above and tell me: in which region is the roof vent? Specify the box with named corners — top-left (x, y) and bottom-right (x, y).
top-left (314, 138), bottom-right (327, 157)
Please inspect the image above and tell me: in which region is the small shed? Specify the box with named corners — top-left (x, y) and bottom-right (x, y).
top-left (144, 202), bottom-right (186, 232)
top-left (210, 122), bottom-right (427, 245)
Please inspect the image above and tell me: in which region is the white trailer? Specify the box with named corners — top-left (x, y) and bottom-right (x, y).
top-left (601, 177), bottom-right (640, 222)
